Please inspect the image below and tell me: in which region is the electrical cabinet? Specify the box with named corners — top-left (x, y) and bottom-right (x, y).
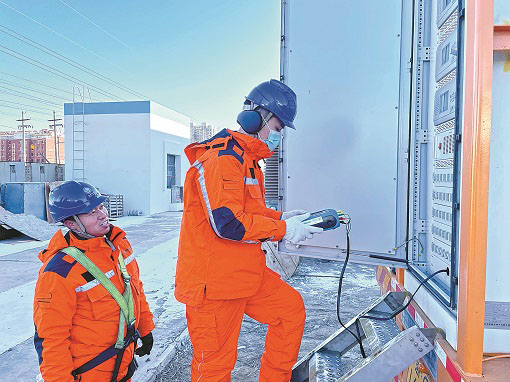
top-left (275, 0), bottom-right (404, 267)
top-left (405, 0), bottom-right (460, 308)
top-left (277, 0), bottom-right (510, 353)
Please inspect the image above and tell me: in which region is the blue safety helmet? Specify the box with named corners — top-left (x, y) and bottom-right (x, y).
top-left (238, 79), bottom-right (297, 133)
top-left (49, 181), bottom-right (107, 222)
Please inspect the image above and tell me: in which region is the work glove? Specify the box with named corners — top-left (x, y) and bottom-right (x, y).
top-left (284, 213), bottom-right (323, 244)
top-left (135, 332), bottom-right (153, 357)
top-left (281, 209), bottom-right (308, 220)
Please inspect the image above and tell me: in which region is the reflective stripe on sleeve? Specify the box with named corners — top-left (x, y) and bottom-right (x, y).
top-left (193, 160), bottom-right (257, 244)
top-left (124, 252), bottom-right (136, 266)
top-left (244, 177), bottom-right (259, 185)
top-left (75, 270), bottom-right (115, 292)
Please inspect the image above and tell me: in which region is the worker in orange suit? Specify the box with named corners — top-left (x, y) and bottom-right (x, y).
top-left (175, 79), bottom-right (323, 381)
top-left (33, 181), bottom-right (155, 382)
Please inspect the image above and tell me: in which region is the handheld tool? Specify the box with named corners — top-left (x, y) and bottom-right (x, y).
top-left (302, 209), bottom-right (347, 231)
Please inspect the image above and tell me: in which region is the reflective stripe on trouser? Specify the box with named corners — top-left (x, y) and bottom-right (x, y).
top-left (186, 268), bottom-right (306, 382)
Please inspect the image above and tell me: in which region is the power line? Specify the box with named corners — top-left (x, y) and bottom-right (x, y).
top-left (0, 99), bottom-right (59, 113)
top-left (0, 110), bottom-right (51, 122)
top-left (0, 105), bottom-right (59, 116)
top-left (0, 71), bottom-right (104, 102)
top-left (0, 80), bottom-right (71, 101)
top-left (56, 0), bottom-right (133, 51)
top-left (0, 87), bottom-right (62, 107)
top-left (0, 0), bottom-right (131, 75)
top-left (0, 70), bottom-right (75, 96)
top-left (0, 25), bottom-right (148, 100)
top-left (0, 43), bottom-right (125, 101)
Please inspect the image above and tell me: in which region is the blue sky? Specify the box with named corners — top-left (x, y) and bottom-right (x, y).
top-left (0, 1), bottom-right (281, 132)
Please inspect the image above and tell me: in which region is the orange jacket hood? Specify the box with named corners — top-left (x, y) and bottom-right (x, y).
top-left (38, 226), bottom-right (126, 264)
top-left (184, 128), bottom-right (274, 165)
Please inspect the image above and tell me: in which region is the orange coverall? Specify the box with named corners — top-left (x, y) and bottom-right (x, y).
top-left (175, 129), bottom-right (306, 381)
top-left (33, 226), bottom-right (155, 382)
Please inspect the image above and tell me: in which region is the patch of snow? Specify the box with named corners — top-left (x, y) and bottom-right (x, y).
top-left (136, 237), bottom-right (185, 322)
top-left (0, 239), bottom-right (49, 258)
top-left (113, 216), bottom-right (150, 229)
top-left (0, 280), bottom-right (36, 354)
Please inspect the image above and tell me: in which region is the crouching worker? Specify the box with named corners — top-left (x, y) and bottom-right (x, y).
top-left (33, 181), bottom-right (154, 382)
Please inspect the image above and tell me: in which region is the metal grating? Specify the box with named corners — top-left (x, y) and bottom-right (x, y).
top-left (103, 194), bottom-right (124, 218)
top-left (435, 120), bottom-right (455, 134)
top-left (437, 69), bottom-right (457, 89)
top-left (434, 159), bottom-right (454, 168)
top-left (438, 6), bottom-right (458, 44)
top-left (264, 147), bottom-right (280, 202)
top-left (24, 165), bottom-right (32, 182)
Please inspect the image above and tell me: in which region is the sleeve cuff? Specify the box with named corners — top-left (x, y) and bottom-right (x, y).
top-left (138, 320), bottom-right (155, 338)
top-left (273, 219), bottom-right (286, 242)
top-left (268, 209), bottom-right (283, 221)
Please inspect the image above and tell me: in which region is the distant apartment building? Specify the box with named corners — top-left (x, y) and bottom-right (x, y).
top-left (0, 129), bottom-right (64, 163)
top-left (190, 122), bottom-right (217, 143)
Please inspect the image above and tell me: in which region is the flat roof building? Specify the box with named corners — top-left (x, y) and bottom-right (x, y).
top-left (64, 101), bottom-right (190, 215)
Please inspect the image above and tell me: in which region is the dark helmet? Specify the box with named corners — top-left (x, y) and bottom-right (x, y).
top-left (245, 79), bottom-right (297, 129)
top-left (49, 181), bottom-right (107, 222)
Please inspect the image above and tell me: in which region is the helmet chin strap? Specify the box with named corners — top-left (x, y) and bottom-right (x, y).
top-left (256, 111), bottom-right (273, 140)
top-left (71, 215), bottom-right (98, 239)
top-left (71, 215), bottom-right (116, 249)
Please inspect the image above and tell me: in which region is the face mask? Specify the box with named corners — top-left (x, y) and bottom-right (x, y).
top-left (262, 129), bottom-right (281, 152)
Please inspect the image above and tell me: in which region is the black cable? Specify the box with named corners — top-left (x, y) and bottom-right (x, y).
top-left (335, 217), bottom-right (367, 358)
top-left (334, 213), bottom-right (449, 358)
top-left (361, 267), bottom-right (449, 321)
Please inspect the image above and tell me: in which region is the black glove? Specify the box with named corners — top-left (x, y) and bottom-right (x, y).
top-left (135, 332), bottom-right (153, 357)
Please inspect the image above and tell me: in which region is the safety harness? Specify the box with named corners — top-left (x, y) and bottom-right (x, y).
top-left (60, 246), bottom-right (139, 382)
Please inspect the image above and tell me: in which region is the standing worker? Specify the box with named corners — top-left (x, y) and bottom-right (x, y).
top-left (33, 181), bottom-right (155, 382)
top-left (175, 79), bottom-right (323, 381)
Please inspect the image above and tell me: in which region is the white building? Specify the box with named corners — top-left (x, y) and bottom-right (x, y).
top-left (64, 101), bottom-right (190, 215)
top-left (190, 122), bottom-right (216, 143)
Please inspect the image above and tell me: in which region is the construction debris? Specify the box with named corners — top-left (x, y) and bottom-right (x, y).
top-left (0, 206), bottom-right (61, 241)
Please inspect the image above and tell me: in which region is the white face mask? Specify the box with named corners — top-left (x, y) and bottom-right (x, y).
top-left (262, 129), bottom-right (281, 152)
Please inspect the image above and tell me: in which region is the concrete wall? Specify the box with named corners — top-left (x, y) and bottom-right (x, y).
top-left (64, 110), bottom-right (151, 215)
top-left (148, 128), bottom-right (189, 214)
top-left (64, 101), bottom-right (191, 216)
top-left (149, 104), bottom-right (190, 214)
top-left (0, 162), bottom-right (63, 183)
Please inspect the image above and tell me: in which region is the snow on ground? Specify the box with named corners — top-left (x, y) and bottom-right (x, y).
top-left (0, 212), bottom-right (183, 382)
top-left (0, 280), bottom-right (37, 354)
top-left (136, 237), bottom-right (185, 323)
top-left (111, 216), bottom-right (150, 229)
top-left (0, 238), bottom-right (50, 257)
